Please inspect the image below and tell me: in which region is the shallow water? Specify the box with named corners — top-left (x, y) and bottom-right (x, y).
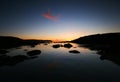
top-left (0, 43), bottom-right (120, 82)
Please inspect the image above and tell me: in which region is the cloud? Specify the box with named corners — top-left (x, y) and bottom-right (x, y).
top-left (42, 9), bottom-right (59, 21)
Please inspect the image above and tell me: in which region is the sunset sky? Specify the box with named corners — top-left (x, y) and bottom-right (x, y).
top-left (0, 0), bottom-right (120, 41)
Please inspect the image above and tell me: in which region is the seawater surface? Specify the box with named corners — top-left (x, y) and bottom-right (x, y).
top-left (0, 43), bottom-right (120, 82)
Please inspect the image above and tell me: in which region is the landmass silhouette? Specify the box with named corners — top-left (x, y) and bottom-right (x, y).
top-left (72, 32), bottom-right (120, 65)
top-left (0, 36), bottom-right (51, 49)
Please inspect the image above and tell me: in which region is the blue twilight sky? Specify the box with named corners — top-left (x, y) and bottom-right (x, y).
top-left (0, 0), bottom-right (120, 41)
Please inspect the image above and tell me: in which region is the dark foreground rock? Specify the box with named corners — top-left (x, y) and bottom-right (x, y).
top-left (64, 43), bottom-right (73, 48)
top-left (69, 50), bottom-right (80, 53)
top-left (52, 44), bottom-right (61, 48)
top-left (0, 54), bottom-right (29, 66)
top-left (27, 50), bottom-right (41, 56)
top-left (0, 50), bottom-right (9, 54)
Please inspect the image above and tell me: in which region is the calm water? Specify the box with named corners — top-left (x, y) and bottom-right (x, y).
top-left (0, 43), bottom-right (120, 82)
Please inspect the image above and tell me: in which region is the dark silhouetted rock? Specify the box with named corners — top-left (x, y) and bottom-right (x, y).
top-left (0, 55), bottom-right (28, 66)
top-left (24, 49), bottom-right (28, 51)
top-left (30, 45), bottom-right (36, 48)
top-left (9, 55), bottom-right (28, 65)
top-left (73, 47), bottom-right (77, 48)
top-left (44, 43), bottom-right (48, 45)
top-left (52, 44), bottom-right (61, 48)
top-left (60, 44), bottom-right (64, 47)
top-left (69, 50), bottom-right (80, 53)
top-left (27, 50), bottom-right (41, 56)
top-left (0, 50), bottom-right (9, 54)
top-left (16, 47), bottom-right (21, 49)
top-left (64, 43), bottom-right (73, 48)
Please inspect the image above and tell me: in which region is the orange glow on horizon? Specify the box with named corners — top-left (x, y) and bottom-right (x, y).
top-left (11, 31), bottom-right (97, 41)
top-left (16, 34), bottom-right (80, 41)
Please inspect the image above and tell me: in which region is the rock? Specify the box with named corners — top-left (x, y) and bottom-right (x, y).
top-left (60, 44), bottom-right (64, 47)
top-left (69, 50), bottom-right (80, 53)
top-left (73, 47), bottom-right (77, 48)
top-left (24, 49), bottom-right (28, 51)
top-left (16, 47), bottom-right (21, 49)
top-left (52, 44), bottom-right (61, 48)
top-left (27, 50), bottom-right (41, 56)
top-left (10, 55), bottom-right (28, 64)
top-left (64, 43), bottom-right (72, 48)
top-left (0, 50), bottom-right (9, 54)
top-left (30, 45), bottom-right (35, 48)
top-left (44, 43), bottom-right (48, 45)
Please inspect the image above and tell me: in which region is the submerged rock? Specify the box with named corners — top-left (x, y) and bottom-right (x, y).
top-left (64, 43), bottom-right (73, 48)
top-left (0, 50), bottom-right (9, 54)
top-left (52, 44), bottom-right (61, 48)
top-left (27, 50), bottom-right (41, 56)
top-left (69, 50), bottom-right (80, 53)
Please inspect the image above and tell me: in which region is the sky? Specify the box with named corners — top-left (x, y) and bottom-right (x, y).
top-left (0, 0), bottom-right (120, 41)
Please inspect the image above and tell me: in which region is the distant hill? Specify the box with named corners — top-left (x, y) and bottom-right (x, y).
top-left (72, 33), bottom-right (120, 44)
top-left (0, 36), bottom-right (52, 49)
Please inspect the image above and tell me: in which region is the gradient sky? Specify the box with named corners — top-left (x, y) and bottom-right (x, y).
top-left (0, 0), bottom-right (120, 41)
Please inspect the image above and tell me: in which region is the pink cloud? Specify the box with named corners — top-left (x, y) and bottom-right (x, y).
top-left (42, 9), bottom-right (59, 21)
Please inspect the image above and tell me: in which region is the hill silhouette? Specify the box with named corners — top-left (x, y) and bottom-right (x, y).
top-left (72, 32), bottom-right (120, 44)
top-left (0, 36), bottom-right (51, 49)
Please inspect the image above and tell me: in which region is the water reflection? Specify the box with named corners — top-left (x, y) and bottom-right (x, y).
top-left (0, 43), bottom-right (120, 82)
top-left (0, 43), bottom-right (120, 67)
top-left (0, 43), bottom-right (89, 67)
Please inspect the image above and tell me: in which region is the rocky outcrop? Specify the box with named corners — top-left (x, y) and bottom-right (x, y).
top-left (64, 43), bottom-right (72, 48)
top-left (52, 44), bottom-right (61, 48)
top-left (27, 50), bottom-right (41, 56)
top-left (69, 50), bottom-right (80, 53)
